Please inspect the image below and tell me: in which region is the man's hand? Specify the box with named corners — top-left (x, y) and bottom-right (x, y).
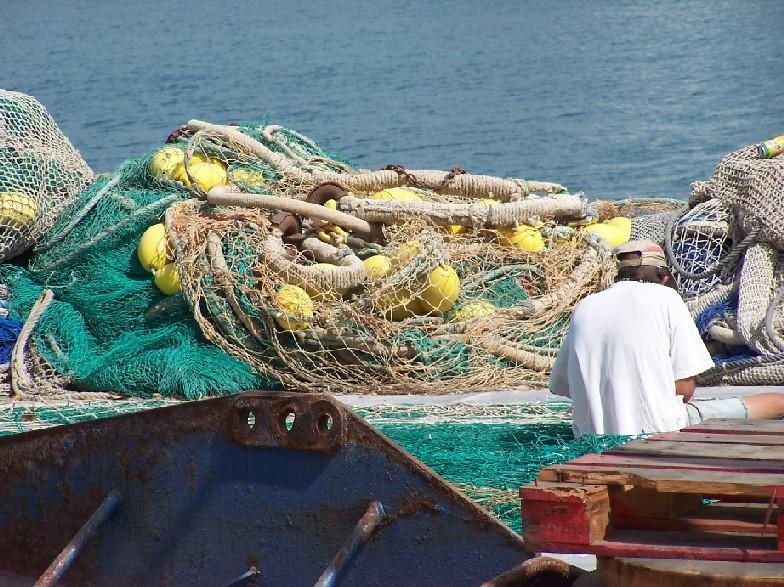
top-left (675, 377), bottom-right (696, 403)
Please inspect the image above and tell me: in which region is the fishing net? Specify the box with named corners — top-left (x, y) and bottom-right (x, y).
top-left (1, 107), bottom-right (697, 397)
top-left (667, 139), bottom-right (784, 385)
top-left (148, 119), bottom-right (634, 393)
top-left (0, 148), bottom-right (271, 399)
top-left (7, 89), bottom-right (782, 395)
top-left (0, 90), bottom-right (93, 261)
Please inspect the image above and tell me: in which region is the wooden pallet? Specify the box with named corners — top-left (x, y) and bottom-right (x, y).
top-left (520, 418), bottom-right (784, 563)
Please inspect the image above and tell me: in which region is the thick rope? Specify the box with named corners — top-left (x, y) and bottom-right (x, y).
top-left (508, 246), bottom-right (602, 318)
top-left (480, 336), bottom-right (555, 371)
top-left (765, 284), bottom-right (784, 352)
top-left (686, 282), bottom-right (735, 318)
top-left (208, 188), bottom-right (373, 235)
top-left (11, 289), bottom-right (54, 397)
top-left (736, 243), bottom-right (778, 354)
top-left (187, 120), bottom-right (564, 200)
top-left (260, 235), bottom-right (366, 290)
top-left (337, 194), bottom-right (587, 228)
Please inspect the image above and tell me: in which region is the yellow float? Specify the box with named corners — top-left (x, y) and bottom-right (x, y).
top-left (496, 225), bottom-right (545, 253)
top-left (584, 216), bottom-right (631, 248)
top-left (275, 285), bottom-right (313, 331)
top-left (379, 289), bottom-right (423, 321)
top-left (452, 300), bottom-right (497, 321)
top-left (154, 262), bottom-right (181, 295)
top-left (363, 255), bottom-right (393, 280)
top-left (230, 166), bottom-right (265, 189)
top-left (137, 224), bottom-right (171, 272)
top-left (0, 192), bottom-right (38, 230)
top-left (181, 161), bottom-right (228, 192)
top-left (371, 187), bottom-right (422, 201)
top-left (149, 146), bottom-right (185, 181)
top-left (391, 241), bottom-right (420, 268)
top-left (419, 265), bottom-right (460, 314)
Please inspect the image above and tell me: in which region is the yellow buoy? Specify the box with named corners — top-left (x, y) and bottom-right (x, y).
top-left (0, 192), bottom-right (38, 230)
top-left (496, 226), bottom-right (545, 253)
top-left (419, 265), bottom-right (461, 314)
top-left (154, 262), bottom-right (181, 295)
top-left (230, 167), bottom-right (266, 188)
top-left (379, 290), bottom-right (423, 321)
top-left (363, 255), bottom-right (392, 280)
top-left (183, 161), bottom-right (228, 193)
top-left (137, 223), bottom-right (171, 272)
top-left (371, 187), bottom-right (422, 201)
top-left (391, 241), bottom-right (420, 268)
top-left (275, 285), bottom-right (313, 331)
top-left (605, 216), bottom-right (632, 242)
top-left (585, 220), bottom-right (631, 248)
top-left (187, 152), bottom-right (226, 169)
top-left (452, 300), bottom-right (497, 322)
top-left (149, 146), bottom-right (185, 181)
top-left (302, 263), bottom-right (348, 301)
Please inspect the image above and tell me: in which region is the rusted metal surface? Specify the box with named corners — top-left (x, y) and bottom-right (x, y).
top-left (34, 490), bottom-right (122, 587)
top-left (228, 394), bottom-right (347, 451)
top-left (316, 501), bottom-right (385, 587)
top-left (0, 391), bottom-right (531, 586)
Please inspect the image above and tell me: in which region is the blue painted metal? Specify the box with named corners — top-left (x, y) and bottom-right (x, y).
top-left (315, 501), bottom-right (385, 587)
top-left (0, 392), bottom-right (532, 586)
top-left (34, 490), bottom-right (122, 587)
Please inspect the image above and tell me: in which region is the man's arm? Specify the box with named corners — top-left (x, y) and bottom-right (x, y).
top-left (548, 330), bottom-right (572, 398)
top-left (675, 377), bottom-right (696, 403)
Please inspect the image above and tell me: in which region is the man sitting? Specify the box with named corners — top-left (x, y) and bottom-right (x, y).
top-left (549, 239), bottom-right (784, 437)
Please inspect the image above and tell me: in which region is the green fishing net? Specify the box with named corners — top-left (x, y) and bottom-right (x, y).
top-left (1, 152), bottom-right (272, 398)
top-left (358, 403), bottom-right (632, 532)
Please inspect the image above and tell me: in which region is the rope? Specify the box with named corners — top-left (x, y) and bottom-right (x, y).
top-left (208, 188), bottom-right (373, 235)
top-left (337, 194), bottom-right (587, 228)
top-left (764, 284), bottom-right (784, 352)
top-left (186, 120), bottom-right (565, 200)
top-left (11, 289), bottom-right (54, 397)
top-left (664, 209), bottom-right (758, 280)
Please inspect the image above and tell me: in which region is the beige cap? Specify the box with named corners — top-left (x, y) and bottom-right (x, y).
top-left (614, 239), bottom-right (668, 268)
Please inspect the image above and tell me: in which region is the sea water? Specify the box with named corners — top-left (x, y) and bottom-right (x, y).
top-left (2, 0), bottom-right (783, 199)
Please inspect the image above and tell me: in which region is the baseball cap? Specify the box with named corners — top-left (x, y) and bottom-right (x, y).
top-left (614, 239), bottom-right (668, 269)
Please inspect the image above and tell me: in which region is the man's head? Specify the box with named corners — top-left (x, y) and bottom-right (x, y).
top-left (614, 239), bottom-right (678, 290)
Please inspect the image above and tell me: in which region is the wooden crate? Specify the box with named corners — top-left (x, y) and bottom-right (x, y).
top-left (521, 418), bottom-right (784, 563)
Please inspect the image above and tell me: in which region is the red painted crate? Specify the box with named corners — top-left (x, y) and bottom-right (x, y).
top-left (521, 418), bottom-right (784, 562)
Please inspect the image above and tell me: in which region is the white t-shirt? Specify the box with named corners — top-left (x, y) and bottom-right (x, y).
top-left (549, 281), bottom-right (715, 437)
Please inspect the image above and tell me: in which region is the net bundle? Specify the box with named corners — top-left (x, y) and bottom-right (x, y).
top-left (637, 139), bottom-right (784, 385)
top-left (2, 109), bottom-right (693, 397)
top-left (155, 120), bottom-right (632, 393)
top-left (0, 149), bottom-right (269, 399)
top-left (0, 90), bottom-right (93, 261)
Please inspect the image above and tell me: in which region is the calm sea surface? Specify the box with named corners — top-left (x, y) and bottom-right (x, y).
top-left (3, 0), bottom-right (783, 199)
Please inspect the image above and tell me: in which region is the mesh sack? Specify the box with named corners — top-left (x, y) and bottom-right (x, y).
top-left (695, 144), bottom-right (784, 249)
top-left (0, 90), bottom-right (93, 260)
top-left (664, 199), bottom-right (736, 299)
